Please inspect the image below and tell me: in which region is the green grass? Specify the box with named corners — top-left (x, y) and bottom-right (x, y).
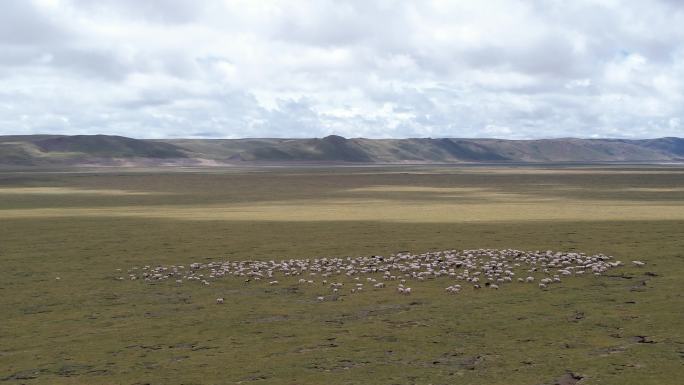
top-left (0, 165), bottom-right (683, 384)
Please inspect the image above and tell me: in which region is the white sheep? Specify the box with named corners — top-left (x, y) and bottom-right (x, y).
top-left (127, 249), bottom-right (621, 299)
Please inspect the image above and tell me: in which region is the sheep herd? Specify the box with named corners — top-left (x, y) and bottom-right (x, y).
top-left (121, 249), bottom-right (643, 301)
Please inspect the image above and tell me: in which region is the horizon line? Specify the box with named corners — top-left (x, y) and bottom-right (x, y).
top-left (1, 133), bottom-right (681, 141)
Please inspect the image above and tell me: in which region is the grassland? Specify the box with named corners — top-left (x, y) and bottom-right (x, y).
top-left (0, 165), bottom-right (683, 384)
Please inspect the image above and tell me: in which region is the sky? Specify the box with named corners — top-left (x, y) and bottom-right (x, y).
top-left (1, 0), bottom-right (683, 139)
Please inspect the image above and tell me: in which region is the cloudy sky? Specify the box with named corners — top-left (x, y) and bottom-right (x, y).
top-left (1, 0), bottom-right (683, 139)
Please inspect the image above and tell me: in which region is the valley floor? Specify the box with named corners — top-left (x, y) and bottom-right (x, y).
top-left (0, 165), bottom-right (682, 384)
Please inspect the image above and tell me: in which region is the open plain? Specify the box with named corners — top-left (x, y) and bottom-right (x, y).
top-left (1, 165), bottom-right (683, 384)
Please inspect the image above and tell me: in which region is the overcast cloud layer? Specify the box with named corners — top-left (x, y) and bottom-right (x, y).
top-left (1, 0), bottom-right (683, 139)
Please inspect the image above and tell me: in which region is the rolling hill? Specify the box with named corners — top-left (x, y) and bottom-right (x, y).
top-left (0, 135), bottom-right (188, 166)
top-left (1, 134), bottom-right (682, 166)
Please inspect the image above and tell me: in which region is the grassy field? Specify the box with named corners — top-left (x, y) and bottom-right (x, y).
top-left (1, 165), bottom-right (683, 384)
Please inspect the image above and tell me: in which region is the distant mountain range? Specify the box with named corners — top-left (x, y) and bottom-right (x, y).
top-left (1, 134), bottom-right (683, 166)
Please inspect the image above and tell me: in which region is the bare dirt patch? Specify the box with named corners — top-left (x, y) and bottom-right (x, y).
top-left (552, 372), bottom-right (584, 385)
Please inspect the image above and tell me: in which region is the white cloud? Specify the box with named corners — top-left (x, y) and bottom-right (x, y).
top-left (0, 0), bottom-right (683, 138)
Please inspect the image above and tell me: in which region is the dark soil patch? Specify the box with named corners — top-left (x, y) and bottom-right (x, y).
top-left (553, 372), bottom-right (584, 385)
top-left (632, 335), bottom-right (657, 344)
top-left (2, 369), bottom-right (47, 381)
top-left (568, 311), bottom-right (585, 322)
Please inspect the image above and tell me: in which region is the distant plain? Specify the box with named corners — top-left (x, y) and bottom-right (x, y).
top-left (1, 165), bottom-right (683, 384)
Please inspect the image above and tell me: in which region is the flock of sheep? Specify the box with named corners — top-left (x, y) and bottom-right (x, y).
top-left (122, 249), bottom-right (644, 302)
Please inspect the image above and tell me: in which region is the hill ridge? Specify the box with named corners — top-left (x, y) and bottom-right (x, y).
top-left (1, 134), bottom-right (682, 166)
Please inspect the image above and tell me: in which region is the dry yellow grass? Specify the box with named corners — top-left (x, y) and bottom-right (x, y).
top-left (457, 168), bottom-right (684, 175)
top-left (346, 185), bottom-right (563, 202)
top-left (625, 187), bottom-right (684, 192)
top-left (2, 197), bottom-right (683, 222)
top-left (347, 186), bottom-right (485, 193)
